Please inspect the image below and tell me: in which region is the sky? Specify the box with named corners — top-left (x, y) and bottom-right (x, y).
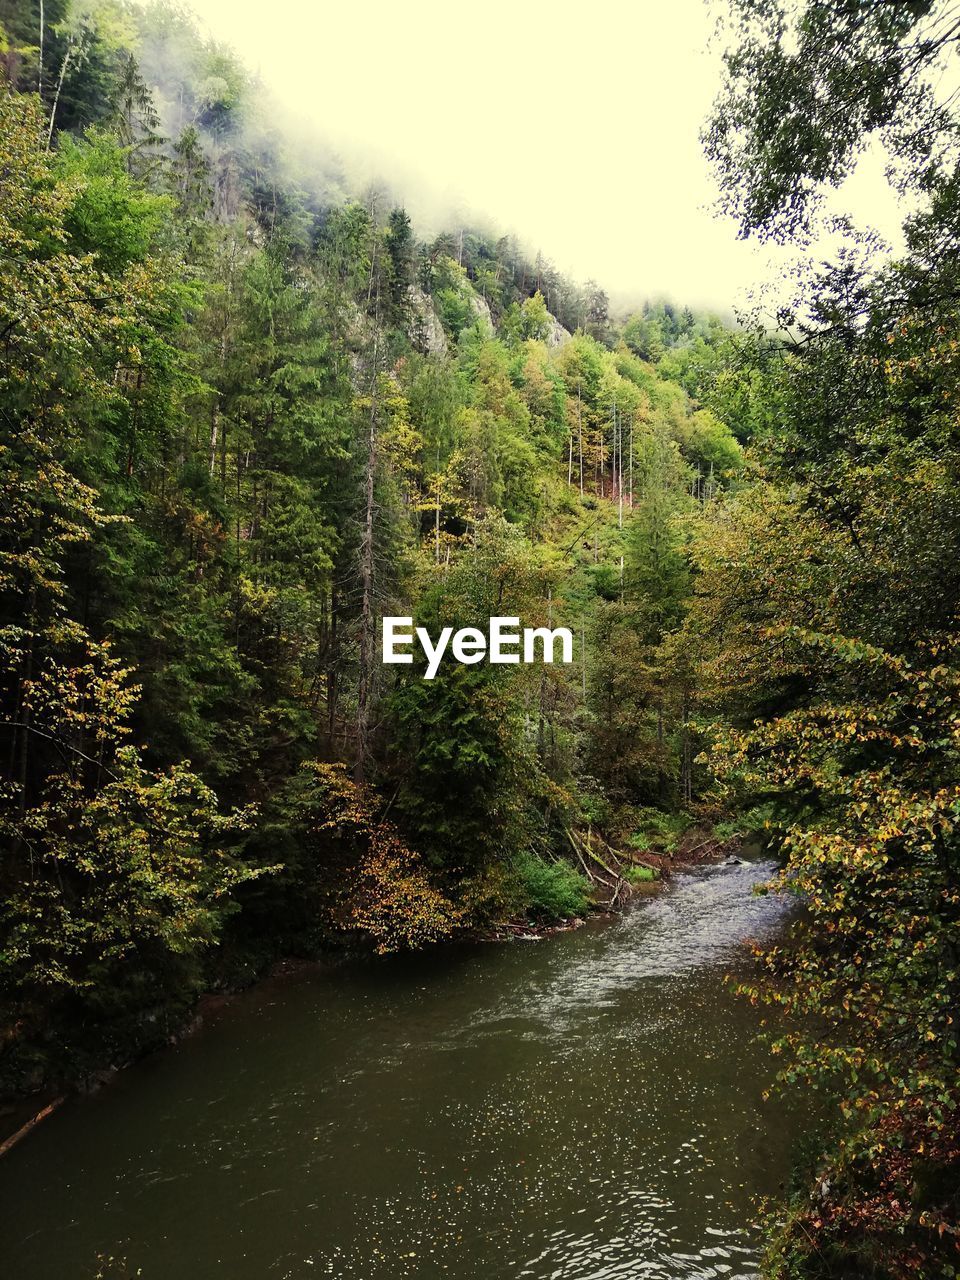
top-left (179, 0), bottom-right (907, 312)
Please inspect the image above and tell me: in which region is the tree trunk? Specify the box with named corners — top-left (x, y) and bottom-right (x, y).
top-left (355, 372), bottom-right (378, 780)
top-left (355, 241), bottom-right (382, 781)
top-left (434, 448), bottom-right (441, 565)
top-left (629, 413), bottom-right (634, 508)
top-left (209, 332), bottom-right (227, 476)
top-left (577, 383), bottom-right (584, 497)
top-left (208, 400), bottom-right (219, 476)
top-left (327, 583), bottom-right (339, 745)
top-left (47, 39), bottom-right (74, 147)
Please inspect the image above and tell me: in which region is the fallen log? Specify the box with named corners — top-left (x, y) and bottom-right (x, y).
top-left (0, 1096), bottom-right (65, 1159)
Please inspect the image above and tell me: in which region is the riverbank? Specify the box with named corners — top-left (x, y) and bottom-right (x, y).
top-left (0, 855), bottom-right (793, 1280)
top-left (482, 825), bottom-right (748, 943)
top-left (0, 821), bottom-right (756, 1152)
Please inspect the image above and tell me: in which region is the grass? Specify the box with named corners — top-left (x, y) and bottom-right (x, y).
top-left (623, 863), bottom-right (660, 884)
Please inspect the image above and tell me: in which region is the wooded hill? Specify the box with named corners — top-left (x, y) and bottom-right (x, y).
top-left (8, 3), bottom-right (958, 1272)
top-left (0, 0), bottom-right (746, 1095)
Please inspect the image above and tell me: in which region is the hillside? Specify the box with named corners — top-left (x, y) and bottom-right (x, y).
top-left (0, 0), bottom-right (746, 1094)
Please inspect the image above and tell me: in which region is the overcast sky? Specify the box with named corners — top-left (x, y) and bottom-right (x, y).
top-left (179, 0), bottom-right (905, 311)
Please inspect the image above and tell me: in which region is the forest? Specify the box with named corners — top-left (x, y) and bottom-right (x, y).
top-left (0, 1), bottom-right (958, 1277)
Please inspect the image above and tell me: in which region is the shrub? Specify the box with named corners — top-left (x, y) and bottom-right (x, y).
top-left (629, 806), bottom-right (690, 852)
top-left (513, 852), bottom-right (590, 920)
top-left (292, 763), bottom-right (462, 953)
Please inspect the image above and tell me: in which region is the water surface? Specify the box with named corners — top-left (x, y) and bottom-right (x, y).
top-left (0, 859), bottom-right (793, 1279)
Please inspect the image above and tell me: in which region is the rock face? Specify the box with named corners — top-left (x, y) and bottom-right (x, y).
top-left (544, 311), bottom-right (572, 348)
top-left (407, 285), bottom-right (448, 356)
top-left (405, 283), bottom-right (569, 353)
top-left (467, 290), bottom-right (495, 336)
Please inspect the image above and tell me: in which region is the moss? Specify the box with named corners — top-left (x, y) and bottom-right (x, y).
top-left (623, 863), bottom-right (660, 883)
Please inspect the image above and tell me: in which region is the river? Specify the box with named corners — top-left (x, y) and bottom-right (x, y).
top-left (0, 857), bottom-right (795, 1280)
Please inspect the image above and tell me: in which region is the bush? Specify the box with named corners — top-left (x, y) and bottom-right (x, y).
top-left (513, 852), bottom-right (590, 920)
top-left (712, 803), bottom-right (781, 846)
top-left (629, 807), bottom-right (690, 852)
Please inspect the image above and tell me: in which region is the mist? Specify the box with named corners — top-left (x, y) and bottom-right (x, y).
top-left (145, 0), bottom-right (907, 314)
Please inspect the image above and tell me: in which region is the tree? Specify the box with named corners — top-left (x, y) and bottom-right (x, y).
top-left (385, 519), bottom-right (545, 881)
top-left (0, 94), bottom-right (256, 1089)
top-left (704, 0), bottom-right (960, 244)
top-left (693, 5), bottom-right (960, 1269)
top-left (623, 311), bottom-right (665, 363)
top-left (105, 51), bottom-right (164, 176)
top-left (281, 762), bottom-right (461, 953)
top-left (384, 205), bottom-right (414, 327)
top-left (0, 3), bottom-right (750, 1103)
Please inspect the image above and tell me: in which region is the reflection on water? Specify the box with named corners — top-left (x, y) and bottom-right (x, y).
top-left (0, 859), bottom-right (793, 1280)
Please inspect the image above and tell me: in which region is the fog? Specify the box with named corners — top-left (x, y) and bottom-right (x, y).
top-left (175, 0), bottom-right (907, 312)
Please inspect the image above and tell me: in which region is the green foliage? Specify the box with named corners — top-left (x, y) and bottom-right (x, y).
top-left (0, 7), bottom-right (739, 1096)
top-left (386, 519), bottom-right (545, 875)
top-left (512, 851), bottom-right (590, 919)
top-left (622, 862), bottom-right (658, 884)
top-left (704, 0), bottom-right (951, 243)
top-left (623, 310), bottom-right (665, 362)
top-left (692, 4), bottom-right (960, 1269)
top-left (54, 128), bottom-right (171, 271)
top-left (432, 256), bottom-right (481, 338)
top-left (286, 762), bottom-right (461, 954)
top-left (629, 808), bottom-right (690, 854)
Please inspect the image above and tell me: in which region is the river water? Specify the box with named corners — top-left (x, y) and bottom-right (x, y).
top-left (0, 858), bottom-right (795, 1280)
